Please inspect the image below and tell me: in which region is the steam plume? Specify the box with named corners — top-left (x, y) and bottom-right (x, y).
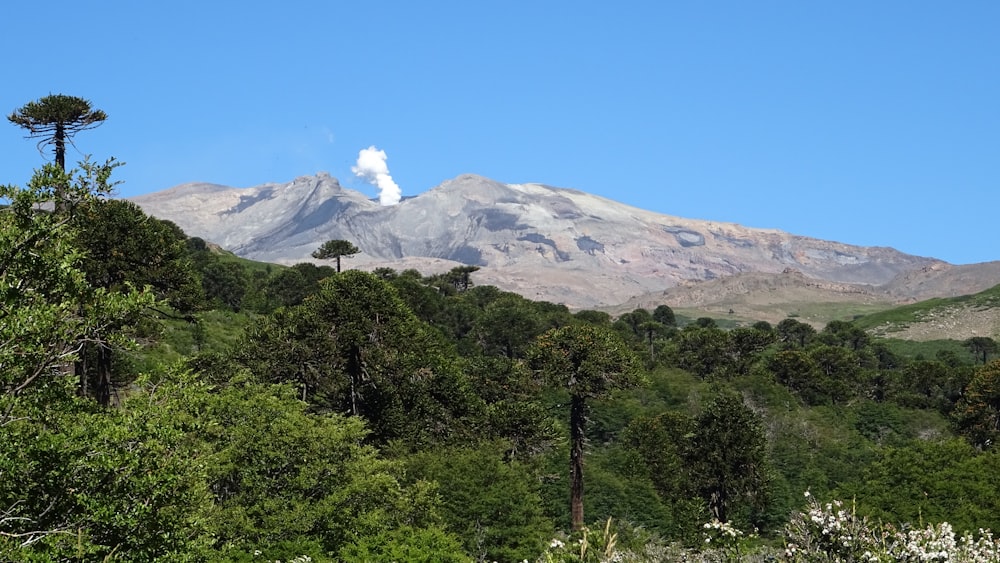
top-left (352, 146), bottom-right (402, 205)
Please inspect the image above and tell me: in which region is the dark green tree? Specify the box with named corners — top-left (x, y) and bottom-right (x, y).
top-left (809, 344), bottom-right (864, 404)
top-left (574, 309), bottom-right (612, 326)
top-left (620, 412), bottom-right (704, 537)
top-left (652, 304), bottom-right (677, 327)
top-left (965, 336), bottom-right (998, 365)
top-left (690, 392), bottom-right (771, 525)
top-left (9, 95), bottom-right (107, 213)
top-left (954, 359), bottom-right (1000, 449)
top-left (727, 326), bottom-right (776, 376)
top-left (0, 167), bottom-right (153, 400)
top-left (200, 261), bottom-right (249, 311)
top-left (238, 270), bottom-right (478, 445)
top-left (404, 442), bottom-right (551, 561)
top-left (473, 293), bottom-right (543, 359)
top-left (766, 350), bottom-right (821, 403)
top-left (615, 308), bottom-right (653, 340)
top-left (670, 326), bottom-right (731, 378)
top-left (819, 320), bottom-right (870, 351)
top-left (776, 318), bottom-right (816, 349)
top-left (445, 265), bottom-right (480, 292)
top-left (529, 324), bottom-right (642, 530)
top-left (694, 317), bottom-right (718, 328)
top-left (8, 94), bottom-right (107, 171)
top-left (72, 199), bottom-right (202, 312)
top-left (311, 239), bottom-right (360, 273)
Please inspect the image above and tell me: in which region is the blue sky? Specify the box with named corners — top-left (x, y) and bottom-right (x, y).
top-left (3, 1), bottom-right (998, 264)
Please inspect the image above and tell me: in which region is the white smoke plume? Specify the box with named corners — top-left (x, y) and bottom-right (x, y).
top-left (352, 146), bottom-right (402, 206)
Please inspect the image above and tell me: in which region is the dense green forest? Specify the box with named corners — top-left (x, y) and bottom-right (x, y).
top-left (4, 96), bottom-right (1000, 561)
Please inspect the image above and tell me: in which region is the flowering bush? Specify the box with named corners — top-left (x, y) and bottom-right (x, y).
top-left (782, 492), bottom-right (1000, 562)
top-left (535, 493), bottom-right (1000, 562)
top-left (702, 519), bottom-right (751, 560)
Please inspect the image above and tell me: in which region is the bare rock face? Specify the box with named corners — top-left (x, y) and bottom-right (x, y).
top-left (131, 173), bottom-right (948, 308)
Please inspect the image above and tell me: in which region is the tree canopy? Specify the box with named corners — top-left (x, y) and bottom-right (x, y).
top-left (8, 94), bottom-right (107, 171)
top-left (312, 239), bottom-right (360, 272)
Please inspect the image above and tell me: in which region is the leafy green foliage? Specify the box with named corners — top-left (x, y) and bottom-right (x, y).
top-left (839, 439), bottom-right (1000, 533)
top-left (236, 270), bottom-right (479, 446)
top-left (0, 164), bottom-right (154, 399)
top-left (689, 392), bottom-right (772, 526)
top-left (472, 293), bottom-right (544, 358)
top-left (954, 359), bottom-right (1000, 449)
top-left (158, 373), bottom-right (447, 557)
top-left (404, 442), bottom-right (551, 561)
top-left (0, 393), bottom-right (212, 561)
top-left (71, 198), bottom-right (202, 312)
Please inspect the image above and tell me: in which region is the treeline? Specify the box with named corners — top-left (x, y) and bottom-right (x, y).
top-left (5, 94), bottom-right (1000, 561)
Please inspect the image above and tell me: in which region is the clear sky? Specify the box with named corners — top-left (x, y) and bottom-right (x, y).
top-left (3, 1), bottom-right (998, 264)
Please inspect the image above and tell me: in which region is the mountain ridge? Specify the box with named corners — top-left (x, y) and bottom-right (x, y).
top-left (130, 172), bottom-right (996, 309)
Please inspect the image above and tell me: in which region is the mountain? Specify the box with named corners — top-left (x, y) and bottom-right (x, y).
top-left (131, 172), bottom-right (983, 309)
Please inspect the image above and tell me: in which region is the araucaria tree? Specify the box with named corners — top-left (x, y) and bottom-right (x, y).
top-left (312, 239), bottom-right (360, 273)
top-left (529, 324), bottom-right (642, 530)
top-left (8, 94), bottom-right (107, 172)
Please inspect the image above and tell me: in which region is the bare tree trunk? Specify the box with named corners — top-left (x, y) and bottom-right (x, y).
top-left (54, 123), bottom-right (66, 171)
top-left (54, 123), bottom-right (68, 213)
top-left (570, 394), bottom-right (586, 531)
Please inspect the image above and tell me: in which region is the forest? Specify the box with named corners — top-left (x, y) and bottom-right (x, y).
top-left (4, 96), bottom-right (1000, 562)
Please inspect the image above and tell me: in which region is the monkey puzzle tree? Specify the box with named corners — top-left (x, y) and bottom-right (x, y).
top-left (965, 336), bottom-right (998, 365)
top-left (528, 324), bottom-right (642, 530)
top-left (8, 94), bottom-right (108, 170)
top-left (312, 239), bottom-right (359, 273)
top-left (8, 96), bottom-right (107, 212)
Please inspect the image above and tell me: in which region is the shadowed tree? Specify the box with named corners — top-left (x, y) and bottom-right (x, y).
top-left (528, 324), bottom-right (642, 530)
top-left (312, 239), bottom-right (359, 273)
top-left (639, 320), bottom-right (666, 361)
top-left (954, 359), bottom-right (1000, 449)
top-left (776, 318), bottom-right (817, 349)
top-left (652, 304), bottom-right (677, 327)
top-left (473, 293), bottom-right (543, 359)
top-left (965, 337), bottom-right (998, 365)
top-left (446, 265), bottom-right (481, 292)
top-left (690, 392), bottom-right (771, 524)
top-left (9, 95), bottom-right (107, 211)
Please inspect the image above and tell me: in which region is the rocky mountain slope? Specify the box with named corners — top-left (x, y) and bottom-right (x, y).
top-left (131, 173), bottom-right (995, 309)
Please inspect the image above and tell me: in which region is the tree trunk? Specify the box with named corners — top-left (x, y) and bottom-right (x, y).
top-left (335, 256), bottom-right (341, 273)
top-left (570, 394), bottom-right (586, 530)
top-left (55, 123), bottom-right (66, 171)
top-left (54, 123), bottom-right (68, 213)
top-left (95, 344), bottom-right (113, 407)
top-left (347, 345), bottom-right (362, 415)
